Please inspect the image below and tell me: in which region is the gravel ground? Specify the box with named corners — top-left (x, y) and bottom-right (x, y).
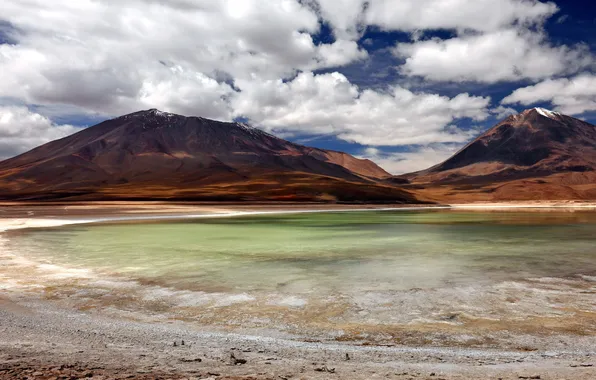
top-left (0, 297), bottom-right (595, 380)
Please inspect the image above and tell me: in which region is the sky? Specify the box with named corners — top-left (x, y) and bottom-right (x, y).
top-left (0, 0), bottom-right (595, 173)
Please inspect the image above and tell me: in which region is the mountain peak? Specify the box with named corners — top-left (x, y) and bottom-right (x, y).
top-left (0, 109), bottom-right (403, 202)
top-left (118, 108), bottom-right (187, 130)
top-left (147, 108), bottom-right (173, 116)
top-left (141, 108), bottom-right (180, 118)
top-left (532, 107), bottom-right (561, 119)
top-left (520, 107), bottom-right (565, 121)
top-left (513, 107), bottom-right (565, 120)
top-left (506, 107), bottom-right (566, 124)
top-left (121, 108), bottom-right (182, 120)
top-left (411, 105), bottom-right (596, 181)
top-left (404, 106), bottom-right (596, 201)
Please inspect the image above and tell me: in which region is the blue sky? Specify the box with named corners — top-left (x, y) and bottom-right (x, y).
top-left (0, 0), bottom-right (594, 173)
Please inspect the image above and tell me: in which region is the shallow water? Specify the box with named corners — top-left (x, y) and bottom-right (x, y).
top-left (2, 210), bottom-right (596, 345)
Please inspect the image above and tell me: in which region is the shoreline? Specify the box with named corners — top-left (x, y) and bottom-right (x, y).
top-left (1, 202), bottom-right (596, 379)
top-left (2, 200), bottom-right (596, 233)
top-left (0, 204), bottom-right (447, 234)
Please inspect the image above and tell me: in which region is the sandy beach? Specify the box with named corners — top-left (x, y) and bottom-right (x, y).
top-left (1, 202), bottom-right (595, 380)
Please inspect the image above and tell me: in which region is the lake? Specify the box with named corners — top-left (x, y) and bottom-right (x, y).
top-left (2, 209), bottom-right (595, 347)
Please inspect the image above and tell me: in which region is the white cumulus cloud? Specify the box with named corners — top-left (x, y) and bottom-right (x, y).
top-left (501, 74), bottom-right (596, 115)
top-left (365, 0), bottom-right (557, 33)
top-left (394, 29), bottom-right (593, 83)
top-left (0, 0), bottom-right (367, 119)
top-left (0, 106), bottom-right (80, 160)
top-left (313, 0), bottom-right (557, 39)
top-left (359, 144), bottom-right (464, 174)
top-left (232, 72), bottom-right (491, 146)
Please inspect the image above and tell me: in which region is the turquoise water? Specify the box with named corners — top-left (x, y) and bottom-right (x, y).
top-left (13, 210), bottom-right (596, 290)
top-left (3, 210), bottom-right (596, 343)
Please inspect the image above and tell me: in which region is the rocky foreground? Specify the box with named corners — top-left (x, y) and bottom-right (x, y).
top-left (1, 296), bottom-right (595, 380)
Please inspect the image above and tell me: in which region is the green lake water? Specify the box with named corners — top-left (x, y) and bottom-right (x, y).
top-left (3, 210), bottom-right (596, 344)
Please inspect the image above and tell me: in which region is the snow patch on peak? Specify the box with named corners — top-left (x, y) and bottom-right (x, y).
top-left (236, 121), bottom-right (255, 130)
top-left (148, 109), bottom-right (176, 118)
top-left (235, 121), bottom-right (275, 138)
top-left (534, 107), bottom-right (561, 119)
top-left (123, 109), bottom-right (179, 121)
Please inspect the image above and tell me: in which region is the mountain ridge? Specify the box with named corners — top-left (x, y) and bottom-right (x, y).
top-left (403, 107), bottom-right (596, 201)
top-left (0, 109), bottom-right (414, 203)
top-left (3, 107), bottom-right (595, 203)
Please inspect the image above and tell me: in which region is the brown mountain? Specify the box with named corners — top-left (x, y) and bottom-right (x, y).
top-left (404, 108), bottom-right (596, 202)
top-left (0, 109), bottom-right (417, 203)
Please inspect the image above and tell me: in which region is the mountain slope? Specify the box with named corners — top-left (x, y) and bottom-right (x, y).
top-left (404, 108), bottom-right (596, 201)
top-left (0, 109), bottom-right (415, 203)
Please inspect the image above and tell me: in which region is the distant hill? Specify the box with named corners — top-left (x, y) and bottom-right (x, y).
top-left (0, 109), bottom-right (417, 203)
top-left (402, 108), bottom-right (596, 201)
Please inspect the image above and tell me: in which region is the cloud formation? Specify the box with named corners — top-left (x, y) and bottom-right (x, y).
top-left (394, 29), bottom-right (592, 83)
top-left (233, 72), bottom-right (491, 146)
top-left (0, 0), bottom-right (571, 122)
top-left (0, 106), bottom-right (80, 160)
top-left (0, 0), bottom-right (366, 119)
top-left (502, 74), bottom-right (596, 115)
top-left (314, 0), bottom-right (558, 39)
top-left (359, 145), bottom-right (463, 174)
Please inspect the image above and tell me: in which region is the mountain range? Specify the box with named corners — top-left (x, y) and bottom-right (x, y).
top-left (0, 107), bottom-right (595, 203)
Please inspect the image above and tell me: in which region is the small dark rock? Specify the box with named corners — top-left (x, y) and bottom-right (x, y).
top-left (230, 352), bottom-right (247, 365)
top-left (179, 357), bottom-right (202, 363)
top-left (314, 366), bottom-right (335, 374)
